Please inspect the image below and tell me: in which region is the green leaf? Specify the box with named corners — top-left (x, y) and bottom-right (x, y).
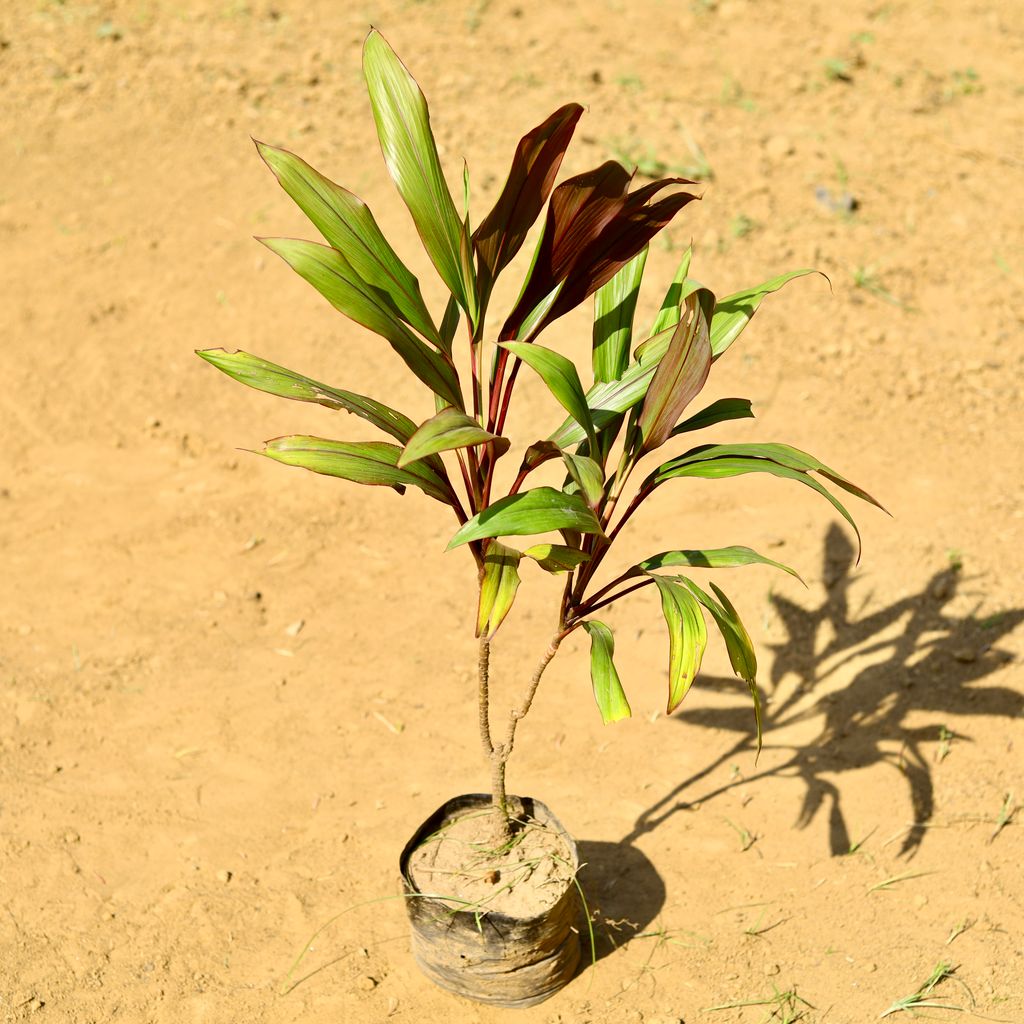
top-left (648, 245), bottom-right (693, 336)
top-left (593, 246), bottom-right (648, 384)
top-left (676, 578), bottom-right (757, 681)
top-left (362, 30), bottom-right (478, 324)
top-left (536, 271), bottom-right (819, 453)
top-left (500, 340), bottom-right (598, 451)
top-left (398, 407), bottom-right (509, 467)
top-left (653, 456), bottom-right (862, 555)
top-left (561, 451), bottom-right (604, 507)
top-left (477, 542), bottom-right (522, 638)
top-left (637, 545), bottom-right (802, 582)
top-left (254, 141), bottom-right (441, 347)
top-left (634, 321), bottom-right (679, 366)
top-left (710, 269), bottom-right (818, 359)
top-left (259, 436), bottom-right (453, 504)
top-left (547, 323), bottom-right (675, 449)
top-left (676, 577), bottom-right (762, 751)
top-left (671, 397), bottom-right (753, 437)
top-left (660, 442), bottom-right (884, 510)
top-left (522, 543), bottom-right (590, 573)
top-left (646, 443), bottom-right (880, 557)
top-left (439, 295), bottom-right (461, 350)
top-left (447, 487), bottom-right (604, 549)
top-left (650, 577), bottom-right (707, 713)
top-left (581, 621), bottom-right (632, 724)
top-left (636, 287), bottom-right (714, 453)
top-left (196, 348), bottom-right (417, 443)
top-left (260, 237), bottom-right (463, 409)
top-left (562, 268), bottom-right (817, 451)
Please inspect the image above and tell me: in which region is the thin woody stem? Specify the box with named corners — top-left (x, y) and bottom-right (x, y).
top-left (484, 603), bottom-right (576, 840)
top-left (500, 629), bottom-right (566, 759)
top-left (477, 636), bottom-right (494, 758)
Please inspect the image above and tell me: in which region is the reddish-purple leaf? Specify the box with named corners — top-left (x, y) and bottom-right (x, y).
top-left (637, 287), bottom-right (714, 453)
top-left (501, 162), bottom-right (700, 342)
top-left (473, 103), bottom-right (584, 291)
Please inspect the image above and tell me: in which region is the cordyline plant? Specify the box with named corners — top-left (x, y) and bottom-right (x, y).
top-left (198, 31), bottom-right (881, 842)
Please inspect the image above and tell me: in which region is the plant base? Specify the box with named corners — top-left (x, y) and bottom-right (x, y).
top-left (399, 794), bottom-right (582, 1008)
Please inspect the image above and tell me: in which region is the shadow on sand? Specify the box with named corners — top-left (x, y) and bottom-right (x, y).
top-left (579, 524), bottom-right (1022, 953)
top-left (625, 523), bottom-right (1023, 856)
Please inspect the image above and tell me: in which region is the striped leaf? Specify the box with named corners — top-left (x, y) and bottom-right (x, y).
top-left (260, 237), bottom-right (463, 409)
top-left (196, 348), bottom-right (417, 442)
top-left (672, 397), bottom-right (754, 437)
top-left (474, 103), bottom-right (584, 292)
top-left (477, 542), bottom-right (522, 638)
top-left (593, 246), bottom-right (648, 384)
top-left (255, 142), bottom-right (441, 348)
top-left (399, 407), bottom-right (508, 467)
top-left (560, 451), bottom-right (604, 507)
top-left (258, 436), bottom-right (453, 505)
top-left (676, 577), bottom-right (762, 750)
top-left (582, 620), bottom-right (632, 724)
top-left (636, 287), bottom-right (714, 453)
top-left (637, 545), bottom-right (802, 582)
top-left (710, 269), bottom-right (818, 359)
top-left (500, 341), bottom-right (598, 452)
top-left (648, 245), bottom-right (693, 336)
top-left (522, 543), bottom-right (590, 573)
top-left (447, 487), bottom-right (604, 549)
top-left (362, 30), bottom-right (478, 324)
top-left (646, 443), bottom-right (883, 558)
top-left (650, 576), bottom-right (707, 713)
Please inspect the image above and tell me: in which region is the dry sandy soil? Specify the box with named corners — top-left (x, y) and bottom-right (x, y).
top-left (2, 0), bottom-right (1023, 1021)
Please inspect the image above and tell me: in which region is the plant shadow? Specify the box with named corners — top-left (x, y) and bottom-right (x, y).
top-left (576, 840), bottom-right (666, 962)
top-left (621, 523), bottom-right (1023, 858)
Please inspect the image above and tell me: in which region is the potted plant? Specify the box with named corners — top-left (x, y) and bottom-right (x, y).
top-left (198, 30), bottom-right (881, 1008)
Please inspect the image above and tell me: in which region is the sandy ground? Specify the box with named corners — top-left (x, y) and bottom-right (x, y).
top-left (2, 1), bottom-right (1023, 1021)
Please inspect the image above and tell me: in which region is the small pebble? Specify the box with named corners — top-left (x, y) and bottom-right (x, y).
top-left (356, 975), bottom-right (377, 991)
top-left (764, 962), bottom-right (781, 976)
top-left (814, 186), bottom-right (858, 214)
top-left (952, 648), bottom-right (977, 664)
top-left (216, 869), bottom-right (232, 883)
top-left (63, 829), bottom-right (80, 844)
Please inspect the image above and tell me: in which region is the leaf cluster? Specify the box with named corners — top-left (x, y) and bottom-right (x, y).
top-left (198, 30), bottom-right (883, 738)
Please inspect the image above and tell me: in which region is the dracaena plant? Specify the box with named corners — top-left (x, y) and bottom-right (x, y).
top-left (198, 30), bottom-right (882, 840)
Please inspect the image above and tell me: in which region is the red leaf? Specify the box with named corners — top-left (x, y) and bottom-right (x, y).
top-left (474, 103), bottom-right (584, 291)
top-left (637, 288), bottom-right (714, 453)
top-left (501, 163), bottom-right (700, 341)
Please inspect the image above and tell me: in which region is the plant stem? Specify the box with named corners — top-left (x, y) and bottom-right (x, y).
top-left (486, 348), bottom-right (509, 432)
top-left (455, 449), bottom-right (478, 515)
top-left (577, 577), bottom-right (653, 619)
top-left (477, 636), bottom-right (494, 758)
top-left (483, 623), bottom-right (571, 843)
top-left (494, 361), bottom-right (521, 436)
